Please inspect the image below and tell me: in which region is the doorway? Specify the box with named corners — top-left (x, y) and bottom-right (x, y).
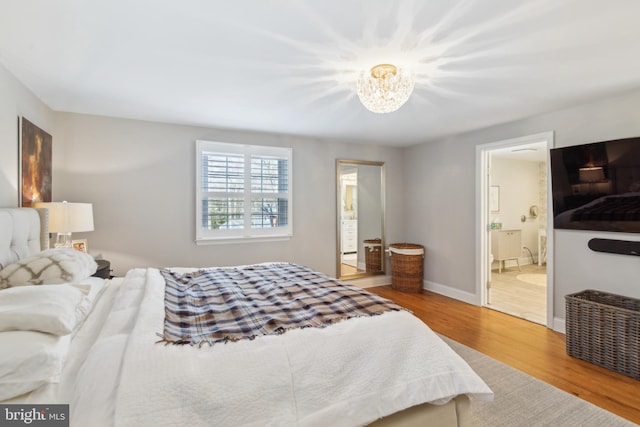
top-left (476, 132), bottom-right (554, 327)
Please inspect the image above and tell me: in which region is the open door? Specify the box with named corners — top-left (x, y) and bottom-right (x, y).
top-left (476, 131), bottom-right (555, 328)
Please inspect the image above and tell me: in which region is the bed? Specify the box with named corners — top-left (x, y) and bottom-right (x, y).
top-left (0, 207), bottom-right (492, 427)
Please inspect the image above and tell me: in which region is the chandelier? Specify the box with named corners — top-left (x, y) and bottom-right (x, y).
top-left (356, 64), bottom-right (415, 114)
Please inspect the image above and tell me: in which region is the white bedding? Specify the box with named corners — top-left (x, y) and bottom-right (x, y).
top-left (0, 277), bottom-right (107, 403)
top-left (62, 267), bottom-right (492, 427)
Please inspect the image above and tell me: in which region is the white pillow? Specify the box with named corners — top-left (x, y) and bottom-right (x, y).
top-left (0, 248), bottom-right (97, 289)
top-left (71, 277), bottom-right (107, 332)
top-left (71, 276), bottom-right (107, 303)
top-left (0, 330), bottom-right (70, 400)
top-left (0, 284), bottom-right (87, 335)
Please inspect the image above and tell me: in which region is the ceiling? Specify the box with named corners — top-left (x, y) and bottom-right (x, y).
top-left (2, 0), bottom-right (640, 147)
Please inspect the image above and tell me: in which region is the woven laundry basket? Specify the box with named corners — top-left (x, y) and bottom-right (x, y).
top-left (565, 290), bottom-right (640, 379)
top-left (363, 239), bottom-right (383, 273)
top-left (389, 243), bottom-right (425, 293)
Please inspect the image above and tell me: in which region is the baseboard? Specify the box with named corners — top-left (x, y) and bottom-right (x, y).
top-left (553, 317), bottom-right (566, 334)
top-left (423, 280), bottom-right (567, 333)
top-left (350, 276), bottom-right (478, 303)
top-left (423, 280), bottom-right (480, 305)
top-left (352, 276), bottom-right (566, 332)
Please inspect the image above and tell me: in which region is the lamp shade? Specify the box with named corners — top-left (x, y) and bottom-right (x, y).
top-left (34, 201), bottom-right (94, 233)
top-left (579, 167), bottom-right (605, 183)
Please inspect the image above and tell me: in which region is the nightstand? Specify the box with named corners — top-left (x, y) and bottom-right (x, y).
top-left (93, 259), bottom-right (112, 279)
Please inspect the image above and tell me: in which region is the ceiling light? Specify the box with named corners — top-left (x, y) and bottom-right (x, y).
top-left (356, 64), bottom-right (415, 114)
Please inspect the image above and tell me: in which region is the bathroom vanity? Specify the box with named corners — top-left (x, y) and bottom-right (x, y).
top-left (491, 229), bottom-right (522, 273)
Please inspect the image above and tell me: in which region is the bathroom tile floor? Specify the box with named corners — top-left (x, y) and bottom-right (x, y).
top-left (487, 263), bottom-right (547, 325)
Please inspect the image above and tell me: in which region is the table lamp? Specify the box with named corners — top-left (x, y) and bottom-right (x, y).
top-left (34, 201), bottom-right (94, 248)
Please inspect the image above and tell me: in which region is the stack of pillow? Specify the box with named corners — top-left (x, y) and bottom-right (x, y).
top-left (0, 248), bottom-right (101, 401)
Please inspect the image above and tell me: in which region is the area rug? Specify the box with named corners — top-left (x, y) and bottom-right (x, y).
top-left (441, 336), bottom-right (637, 427)
top-left (516, 273), bottom-right (546, 287)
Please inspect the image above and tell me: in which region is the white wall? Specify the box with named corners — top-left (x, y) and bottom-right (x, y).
top-left (404, 88), bottom-right (640, 326)
top-left (490, 156), bottom-right (543, 265)
top-left (0, 64), bottom-right (55, 207)
top-left (5, 61), bottom-right (640, 327)
top-left (53, 112), bottom-right (405, 277)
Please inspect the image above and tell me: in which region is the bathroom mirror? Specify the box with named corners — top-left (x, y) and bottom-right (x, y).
top-left (336, 160), bottom-right (385, 279)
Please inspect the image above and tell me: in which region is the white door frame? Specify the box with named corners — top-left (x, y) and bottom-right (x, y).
top-left (475, 131), bottom-right (555, 328)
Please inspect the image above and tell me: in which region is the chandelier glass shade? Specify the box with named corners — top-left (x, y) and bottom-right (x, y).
top-left (356, 64), bottom-right (415, 114)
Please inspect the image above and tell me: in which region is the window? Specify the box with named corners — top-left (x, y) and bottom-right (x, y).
top-left (196, 140), bottom-right (292, 242)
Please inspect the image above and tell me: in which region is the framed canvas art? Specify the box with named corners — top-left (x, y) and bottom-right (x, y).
top-left (20, 117), bottom-right (52, 207)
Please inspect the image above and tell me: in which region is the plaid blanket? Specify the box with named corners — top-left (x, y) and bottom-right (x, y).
top-left (159, 263), bottom-right (404, 346)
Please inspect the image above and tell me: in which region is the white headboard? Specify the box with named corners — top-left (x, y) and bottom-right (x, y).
top-left (0, 208), bottom-right (49, 269)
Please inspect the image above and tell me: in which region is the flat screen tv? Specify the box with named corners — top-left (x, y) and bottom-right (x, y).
top-left (550, 137), bottom-right (640, 233)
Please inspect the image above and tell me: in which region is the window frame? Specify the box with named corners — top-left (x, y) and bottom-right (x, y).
top-left (195, 140), bottom-right (293, 244)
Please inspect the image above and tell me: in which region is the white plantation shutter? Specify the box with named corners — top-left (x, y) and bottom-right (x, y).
top-left (196, 140), bottom-right (292, 242)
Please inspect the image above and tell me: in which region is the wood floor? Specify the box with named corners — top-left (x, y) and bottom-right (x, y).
top-left (368, 286), bottom-right (640, 425)
top-left (488, 263), bottom-right (546, 325)
top-left (340, 262), bottom-right (360, 276)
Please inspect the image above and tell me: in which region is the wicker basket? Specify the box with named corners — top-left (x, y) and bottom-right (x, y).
top-left (565, 290), bottom-right (640, 379)
top-left (389, 243), bottom-right (424, 293)
top-left (363, 239), bottom-right (383, 273)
